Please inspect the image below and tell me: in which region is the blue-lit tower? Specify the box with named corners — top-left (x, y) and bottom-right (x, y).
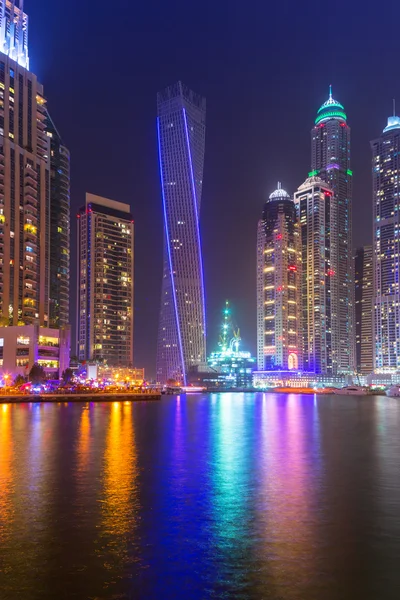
top-left (311, 87), bottom-right (354, 373)
top-left (156, 82), bottom-right (206, 385)
top-left (371, 112), bottom-right (400, 370)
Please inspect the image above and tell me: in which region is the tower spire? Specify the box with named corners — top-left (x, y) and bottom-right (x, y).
top-left (329, 84), bottom-right (332, 100)
top-left (393, 98), bottom-right (396, 117)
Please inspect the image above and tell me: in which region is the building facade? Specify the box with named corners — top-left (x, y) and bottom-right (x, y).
top-left (354, 246), bottom-right (373, 374)
top-left (46, 110), bottom-right (70, 328)
top-left (256, 183), bottom-right (301, 371)
top-left (77, 194), bottom-right (134, 367)
top-left (0, 1), bottom-right (50, 328)
top-left (311, 87), bottom-right (354, 373)
top-left (0, 323), bottom-right (70, 380)
top-left (294, 176), bottom-right (338, 374)
top-left (156, 81), bottom-right (206, 385)
top-left (371, 114), bottom-right (400, 370)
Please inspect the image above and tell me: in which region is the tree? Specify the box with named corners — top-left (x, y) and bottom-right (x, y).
top-left (14, 374), bottom-right (26, 387)
top-left (29, 363), bottom-right (46, 384)
top-left (62, 368), bottom-right (74, 383)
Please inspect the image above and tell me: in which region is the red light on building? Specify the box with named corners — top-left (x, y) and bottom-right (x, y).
top-left (276, 233), bottom-right (282, 240)
top-left (323, 190), bottom-right (332, 197)
top-left (288, 265), bottom-right (297, 272)
top-left (276, 286), bottom-right (283, 292)
top-left (327, 269), bottom-right (335, 276)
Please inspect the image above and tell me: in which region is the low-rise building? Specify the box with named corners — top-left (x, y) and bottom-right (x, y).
top-left (0, 324), bottom-right (70, 381)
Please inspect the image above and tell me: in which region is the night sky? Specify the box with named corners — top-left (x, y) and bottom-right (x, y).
top-left (28, 0), bottom-right (400, 378)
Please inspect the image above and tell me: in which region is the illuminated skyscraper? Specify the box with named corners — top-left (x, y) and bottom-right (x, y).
top-left (354, 246), bottom-right (373, 374)
top-left (77, 194), bottom-right (134, 367)
top-left (0, 1), bottom-right (50, 327)
top-left (311, 87), bottom-right (354, 373)
top-left (156, 82), bottom-right (206, 385)
top-left (257, 183), bottom-right (301, 371)
top-left (294, 177), bottom-right (338, 374)
top-left (46, 111), bottom-right (70, 328)
top-left (371, 112), bottom-right (400, 370)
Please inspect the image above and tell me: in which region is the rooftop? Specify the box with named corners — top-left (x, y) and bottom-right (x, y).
top-left (315, 86), bottom-right (347, 125)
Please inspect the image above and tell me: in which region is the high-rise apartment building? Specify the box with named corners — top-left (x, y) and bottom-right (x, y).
top-left (156, 82), bottom-right (206, 385)
top-left (294, 177), bottom-right (338, 374)
top-left (77, 194), bottom-right (134, 367)
top-left (256, 183), bottom-right (301, 371)
top-left (371, 113), bottom-right (400, 370)
top-left (311, 87), bottom-right (354, 373)
top-left (354, 246), bottom-right (373, 374)
top-left (46, 110), bottom-right (70, 328)
top-left (0, 1), bottom-right (50, 327)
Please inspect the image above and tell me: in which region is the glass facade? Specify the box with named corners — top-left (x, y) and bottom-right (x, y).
top-left (294, 177), bottom-right (338, 375)
top-left (156, 82), bottom-right (206, 385)
top-left (0, 13), bottom-right (50, 328)
top-left (371, 117), bottom-right (400, 370)
top-left (311, 89), bottom-right (354, 373)
top-left (257, 184), bottom-right (301, 371)
top-left (354, 246), bottom-right (373, 374)
top-left (46, 111), bottom-right (70, 328)
top-left (77, 194), bottom-right (134, 367)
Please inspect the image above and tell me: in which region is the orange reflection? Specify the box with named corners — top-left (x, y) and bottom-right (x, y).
top-left (0, 404), bottom-right (13, 540)
top-left (77, 405), bottom-right (91, 475)
top-left (101, 402), bottom-right (138, 537)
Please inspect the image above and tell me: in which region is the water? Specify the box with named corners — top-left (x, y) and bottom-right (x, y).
top-left (1, 393), bottom-right (400, 600)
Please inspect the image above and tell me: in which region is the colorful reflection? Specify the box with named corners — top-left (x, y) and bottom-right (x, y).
top-left (100, 401), bottom-right (139, 543)
top-left (257, 394), bottom-right (320, 593)
top-left (0, 404), bottom-right (13, 542)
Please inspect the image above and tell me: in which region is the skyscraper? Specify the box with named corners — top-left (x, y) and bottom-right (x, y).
top-left (294, 177), bottom-right (338, 374)
top-left (371, 112), bottom-right (400, 370)
top-left (311, 87), bottom-right (354, 373)
top-left (77, 194), bottom-right (134, 367)
top-left (46, 110), bottom-right (70, 328)
top-left (354, 246), bottom-right (373, 374)
top-left (257, 183), bottom-right (301, 371)
top-left (0, 1), bottom-right (50, 327)
top-left (156, 82), bottom-right (206, 385)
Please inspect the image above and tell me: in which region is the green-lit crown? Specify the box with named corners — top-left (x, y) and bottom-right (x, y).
top-left (315, 86), bottom-right (347, 125)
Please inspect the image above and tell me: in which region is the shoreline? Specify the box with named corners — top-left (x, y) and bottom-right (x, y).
top-left (0, 392), bottom-right (161, 404)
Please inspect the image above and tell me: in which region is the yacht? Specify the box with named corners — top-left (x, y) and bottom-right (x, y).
top-left (386, 385), bottom-right (400, 398)
top-left (333, 386), bottom-right (371, 396)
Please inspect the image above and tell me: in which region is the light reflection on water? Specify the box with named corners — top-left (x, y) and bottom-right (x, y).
top-left (0, 394), bottom-right (400, 599)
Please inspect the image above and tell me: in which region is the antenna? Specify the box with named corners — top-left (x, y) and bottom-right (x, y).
top-left (277, 181), bottom-right (281, 190)
top-left (393, 99), bottom-right (396, 117)
top-left (329, 84), bottom-right (332, 100)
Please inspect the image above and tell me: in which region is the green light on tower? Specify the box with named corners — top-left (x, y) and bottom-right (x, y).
top-left (347, 169), bottom-right (353, 176)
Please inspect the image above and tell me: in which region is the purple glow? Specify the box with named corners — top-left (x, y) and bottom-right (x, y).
top-left (326, 163), bottom-right (340, 170)
top-left (182, 108), bottom-right (207, 343)
top-left (157, 117), bottom-right (186, 384)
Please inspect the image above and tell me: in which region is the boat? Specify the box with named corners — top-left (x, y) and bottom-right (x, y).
top-left (333, 386), bottom-right (371, 396)
top-left (386, 385), bottom-right (400, 398)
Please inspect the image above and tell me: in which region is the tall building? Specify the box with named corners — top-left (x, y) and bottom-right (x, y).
top-left (0, 0), bottom-right (50, 327)
top-left (46, 110), bottom-right (70, 328)
top-left (311, 87), bottom-right (354, 373)
top-left (77, 194), bottom-right (134, 367)
top-left (371, 112), bottom-right (400, 370)
top-left (0, 1), bottom-right (72, 380)
top-left (156, 82), bottom-right (206, 385)
top-left (294, 177), bottom-right (338, 375)
top-left (354, 246), bottom-right (373, 374)
top-left (256, 183), bottom-right (301, 371)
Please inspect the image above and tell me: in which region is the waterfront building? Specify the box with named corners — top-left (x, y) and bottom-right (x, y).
top-left (77, 193), bottom-right (134, 367)
top-left (156, 81), bottom-right (206, 385)
top-left (294, 176), bottom-right (338, 374)
top-left (371, 112), bottom-right (400, 370)
top-left (256, 183), bottom-right (301, 371)
top-left (354, 246), bottom-right (373, 374)
top-left (0, 323), bottom-right (70, 380)
top-left (46, 111), bottom-right (70, 328)
top-left (311, 87), bottom-right (354, 373)
top-left (0, 1), bottom-right (50, 328)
